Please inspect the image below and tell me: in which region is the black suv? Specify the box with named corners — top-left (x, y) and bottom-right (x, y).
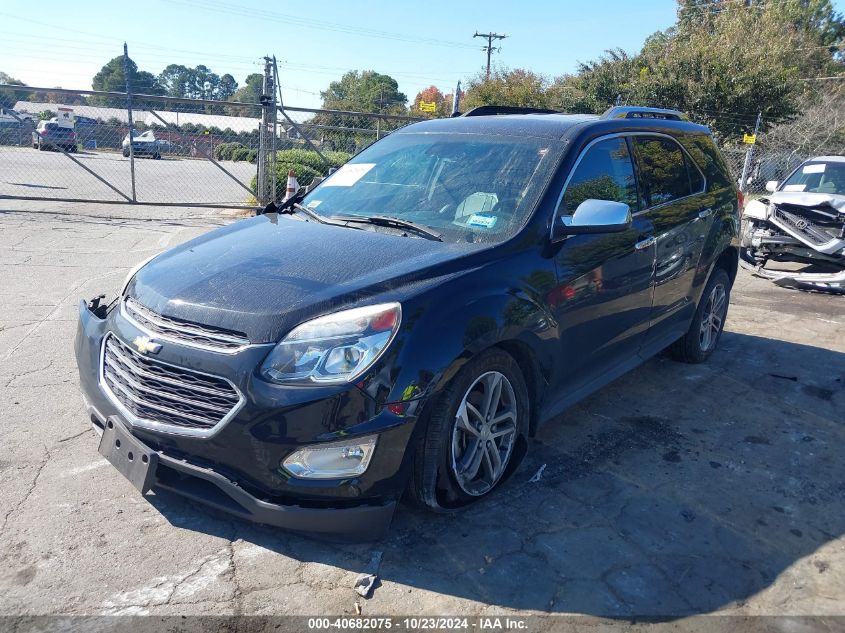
top-left (75, 106), bottom-right (739, 539)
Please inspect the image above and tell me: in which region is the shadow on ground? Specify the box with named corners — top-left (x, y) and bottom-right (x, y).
top-left (147, 331), bottom-right (845, 617)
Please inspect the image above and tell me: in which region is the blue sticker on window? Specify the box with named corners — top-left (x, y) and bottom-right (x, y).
top-left (467, 213), bottom-right (498, 229)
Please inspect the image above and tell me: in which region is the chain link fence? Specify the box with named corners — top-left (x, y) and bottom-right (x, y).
top-left (721, 144), bottom-right (814, 197)
top-left (0, 80), bottom-right (422, 208)
top-left (1, 76), bottom-right (825, 207)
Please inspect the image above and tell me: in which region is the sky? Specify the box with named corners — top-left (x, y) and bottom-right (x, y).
top-left (1, 0), bottom-right (843, 111)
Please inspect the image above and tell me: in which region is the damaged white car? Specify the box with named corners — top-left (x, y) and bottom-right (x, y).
top-left (740, 155), bottom-right (845, 291)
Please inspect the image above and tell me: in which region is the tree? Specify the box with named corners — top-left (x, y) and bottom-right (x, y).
top-left (411, 85), bottom-right (450, 118)
top-left (547, 49), bottom-right (638, 114)
top-left (461, 68), bottom-right (548, 110)
top-left (90, 56), bottom-right (164, 106)
top-left (158, 64), bottom-right (194, 99)
top-left (0, 72), bottom-right (27, 109)
top-left (320, 70), bottom-right (407, 114)
top-left (542, 0), bottom-right (845, 140)
top-left (226, 73), bottom-right (263, 116)
top-left (762, 83), bottom-right (845, 157)
top-left (217, 74), bottom-right (238, 101)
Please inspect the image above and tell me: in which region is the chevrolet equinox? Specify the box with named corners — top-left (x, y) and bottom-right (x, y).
top-left (75, 106), bottom-right (740, 539)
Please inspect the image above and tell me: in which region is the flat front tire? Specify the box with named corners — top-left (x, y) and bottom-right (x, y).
top-left (669, 267), bottom-right (731, 364)
top-left (408, 348), bottom-right (529, 511)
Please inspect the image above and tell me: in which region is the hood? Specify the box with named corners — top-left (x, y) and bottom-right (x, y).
top-left (128, 214), bottom-right (473, 343)
top-left (770, 191), bottom-right (845, 213)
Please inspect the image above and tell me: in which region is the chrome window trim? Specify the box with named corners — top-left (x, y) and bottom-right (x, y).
top-left (98, 332), bottom-right (246, 439)
top-left (120, 298), bottom-right (269, 355)
top-left (550, 131), bottom-right (708, 240)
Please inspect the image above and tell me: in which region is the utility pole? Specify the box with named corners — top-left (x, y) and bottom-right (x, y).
top-left (376, 85), bottom-right (385, 140)
top-left (451, 80), bottom-right (462, 116)
top-left (739, 111), bottom-right (763, 194)
top-left (123, 42), bottom-right (136, 202)
top-left (257, 56), bottom-right (275, 205)
top-left (473, 32), bottom-right (507, 80)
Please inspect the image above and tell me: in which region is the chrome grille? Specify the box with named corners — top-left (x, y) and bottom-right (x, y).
top-left (101, 333), bottom-right (242, 433)
top-left (123, 297), bottom-right (250, 353)
top-left (773, 207), bottom-right (832, 247)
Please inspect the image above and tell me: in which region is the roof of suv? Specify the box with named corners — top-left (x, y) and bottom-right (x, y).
top-left (396, 110), bottom-right (711, 141)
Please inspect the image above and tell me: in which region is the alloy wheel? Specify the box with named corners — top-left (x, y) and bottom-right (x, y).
top-left (699, 283), bottom-right (727, 352)
top-left (450, 371), bottom-right (518, 496)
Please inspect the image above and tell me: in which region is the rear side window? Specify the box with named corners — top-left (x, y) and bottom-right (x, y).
top-left (560, 137), bottom-right (638, 214)
top-left (632, 136), bottom-right (696, 207)
top-left (687, 156), bottom-right (705, 192)
top-left (677, 134), bottom-right (732, 192)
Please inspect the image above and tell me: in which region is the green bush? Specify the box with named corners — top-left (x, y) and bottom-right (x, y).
top-left (274, 149), bottom-right (351, 176)
top-left (231, 147), bottom-right (252, 162)
top-left (213, 141), bottom-right (246, 161)
top-left (250, 161), bottom-right (323, 200)
top-left (247, 149), bottom-right (257, 163)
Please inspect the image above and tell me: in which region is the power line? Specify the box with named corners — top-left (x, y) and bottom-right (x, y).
top-left (473, 32), bottom-right (507, 80)
top-left (800, 75), bottom-right (845, 80)
top-left (166, 0), bottom-right (479, 50)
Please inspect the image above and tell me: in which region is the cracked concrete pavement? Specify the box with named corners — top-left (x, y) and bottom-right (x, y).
top-left (0, 199), bottom-right (843, 619)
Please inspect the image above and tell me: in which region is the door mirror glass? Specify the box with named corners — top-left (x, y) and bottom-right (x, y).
top-left (765, 180), bottom-right (779, 193)
top-left (555, 199), bottom-right (632, 239)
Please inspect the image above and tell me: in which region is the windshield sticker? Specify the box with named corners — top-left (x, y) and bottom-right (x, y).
top-left (467, 213), bottom-right (498, 229)
top-left (306, 200), bottom-right (322, 208)
top-left (323, 163), bottom-right (376, 187)
top-left (783, 184), bottom-right (807, 192)
top-left (802, 163), bottom-right (826, 174)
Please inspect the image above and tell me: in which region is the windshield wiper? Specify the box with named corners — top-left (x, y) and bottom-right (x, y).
top-left (262, 195), bottom-right (361, 230)
top-left (290, 202), bottom-right (331, 224)
top-left (335, 215), bottom-right (444, 241)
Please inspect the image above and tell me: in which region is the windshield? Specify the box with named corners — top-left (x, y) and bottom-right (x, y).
top-left (302, 132), bottom-right (562, 244)
top-left (781, 161), bottom-right (845, 196)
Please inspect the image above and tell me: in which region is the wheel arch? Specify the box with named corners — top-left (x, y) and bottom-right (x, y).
top-left (715, 244), bottom-right (739, 286)
top-left (492, 339), bottom-right (544, 436)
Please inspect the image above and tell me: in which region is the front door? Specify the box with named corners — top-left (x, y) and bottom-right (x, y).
top-left (549, 136), bottom-right (655, 397)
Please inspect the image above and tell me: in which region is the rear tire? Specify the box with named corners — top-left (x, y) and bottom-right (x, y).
top-left (669, 267), bottom-right (731, 364)
top-left (408, 348), bottom-right (529, 512)
top-left (122, 148), bottom-right (130, 157)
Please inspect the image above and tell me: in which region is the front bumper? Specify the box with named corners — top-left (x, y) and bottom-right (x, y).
top-left (75, 299), bottom-right (420, 539)
top-left (92, 412), bottom-right (395, 539)
top-left (739, 258), bottom-right (845, 291)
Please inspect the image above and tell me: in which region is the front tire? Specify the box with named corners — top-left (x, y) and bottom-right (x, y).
top-left (408, 348), bottom-right (529, 511)
top-left (669, 267), bottom-right (730, 364)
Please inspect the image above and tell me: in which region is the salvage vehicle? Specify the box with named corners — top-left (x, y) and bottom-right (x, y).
top-left (122, 130), bottom-right (161, 159)
top-left (75, 106), bottom-right (740, 538)
top-left (741, 156), bottom-right (845, 290)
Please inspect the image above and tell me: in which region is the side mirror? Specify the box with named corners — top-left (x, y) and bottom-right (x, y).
top-left (553, 199), bottom-right (632, 241)
top-left (765, 180), bottom-right (779, 193)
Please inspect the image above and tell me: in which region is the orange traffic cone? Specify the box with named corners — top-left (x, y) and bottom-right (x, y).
top-left (284, 169), bottom-right (298, 201)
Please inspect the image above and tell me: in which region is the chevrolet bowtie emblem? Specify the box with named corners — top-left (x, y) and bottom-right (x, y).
top-left (132, 335), bottom-right (162, 355)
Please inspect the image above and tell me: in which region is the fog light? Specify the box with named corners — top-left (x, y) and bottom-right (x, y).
top-left (281, 435), bottom-right (377, 479)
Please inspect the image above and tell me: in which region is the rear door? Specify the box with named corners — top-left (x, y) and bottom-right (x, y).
top-left (549, 135), bottom-right (655, 396)
top-left (630, 134), bottom-right (710, 352)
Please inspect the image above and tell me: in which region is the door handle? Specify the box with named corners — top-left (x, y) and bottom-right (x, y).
top-left (698, 208), bottom-right (714, 219)
top-left (635, 236), bottom-right (656, 250)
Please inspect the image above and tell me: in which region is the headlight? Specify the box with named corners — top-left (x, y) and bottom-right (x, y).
top-left (281, 435), bottom-right (377, 479)
top-left (260, 303), bottom-right (401, 384)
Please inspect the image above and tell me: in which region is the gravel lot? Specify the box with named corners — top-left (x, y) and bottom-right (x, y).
top-left (0, 146), bottom-right (256, 205)
top-left (0, 199), bottom-right (843, 621)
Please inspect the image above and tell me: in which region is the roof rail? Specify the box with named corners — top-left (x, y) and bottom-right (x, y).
top-left (461, 105), bottom-right (559, 117)
top-left (601, 106), bottom-right (687, 121)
